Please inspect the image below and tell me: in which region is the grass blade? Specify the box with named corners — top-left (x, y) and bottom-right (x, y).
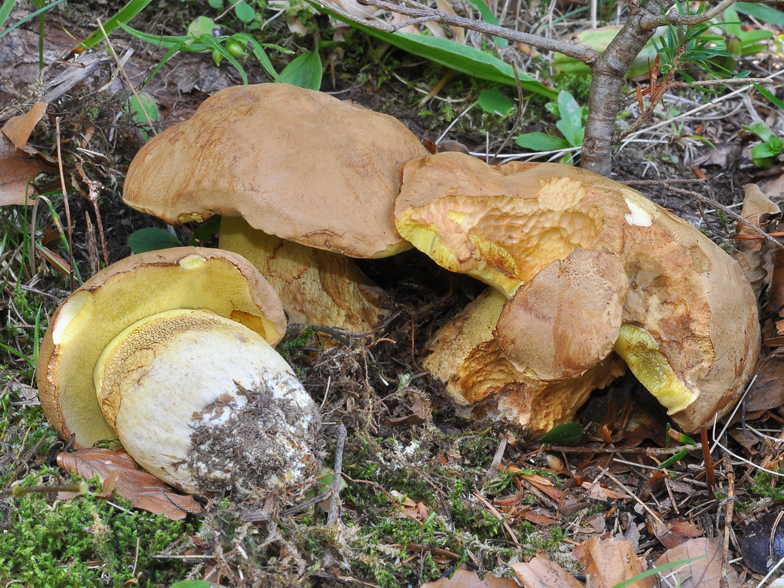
top-left (0, 0), bottom-right (18, 31)
top-left (0, 0), bottom-right (66, 40)
top-left (78, 0), bottom-right (153, 49)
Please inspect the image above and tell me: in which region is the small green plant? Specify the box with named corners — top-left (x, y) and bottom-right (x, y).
top-left (515, 90), bottom-right (586, 162)
top-left (477, 88), bottom-right (514, 117)
top-left (744, 121), bottom-right (783, 168)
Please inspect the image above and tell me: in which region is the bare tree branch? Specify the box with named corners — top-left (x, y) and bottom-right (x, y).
top-left (640, 0), bottom-right (738, 30)
top-left (309, 0), bottom-right (602, 63)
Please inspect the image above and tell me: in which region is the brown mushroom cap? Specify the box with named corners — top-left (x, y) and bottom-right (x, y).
top-left (124, 83), bottom-right (428, 259)
top-left (423, 287), bottom-right (626, 434)
top-left (396, 153), bottom-right (760, 433)
top-left (37, 247), bottom-right (287, 448)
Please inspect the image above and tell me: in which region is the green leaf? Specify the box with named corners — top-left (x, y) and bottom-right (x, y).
top-left (208, 0), bottom-right (223, 7)
top-left (198, 33), bottom-right (248, 83)
top-left (463, 0), bottom-right (507, 47)
top-left (515, 132), bottom-right (571, 151)
top-left (722, 6), bottom-right (741, 36)
top-left (0, 0), bottom-right (67, 41)
top-left (540, 422), bottom-right (583, 445)
top-left (170, 581), bottom-right (218, 588)
top-left (78, 0), bottom-right (154, 49)
top-left (127, 92), bottom-right (160, 139)
top-left (610, 556), bottom-right (705, 588)
top-left (117, 22), bottom-right (198, 50)
top-left (194, 215), bottom-right (222, 241)
top-left (736, 2), bottom-right (784, 27)
top-left (744, 121), bottom-right (776, 143)
top-left (187, 15), bottom-right (217, 38)
top-left (231, 33), bottom-right (283, 81)
top-left (234, 1), bottom-right (256, 23)
top-left (314, 2), bottom-right (556, 97)
top-left (753, 82), bottom-right (784, 111)
top-left (128, 228), bottom-right (181, 253)
top-left (478, 89), bottom-right (513, 115)
top-left (658, 449), bottom-right (688, 469)
top-left (0, 0), bottom-right (19, 31)
top-left (555, 91), bottom-right (584, 147)
top-left (279, 51), bottom-right (322, 90)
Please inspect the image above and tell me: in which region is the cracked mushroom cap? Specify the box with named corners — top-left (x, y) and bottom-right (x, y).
top-left (395, 153), bottom-right (760, 433)
top-left (37, 247), bottom-right (287, 449)
top-left (123, 83), bottom-right (429, 259)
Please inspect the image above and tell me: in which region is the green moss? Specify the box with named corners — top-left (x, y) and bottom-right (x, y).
top-left (0, 490), bottom-right (196, 587)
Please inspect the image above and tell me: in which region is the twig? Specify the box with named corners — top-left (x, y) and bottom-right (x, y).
top-left (74, 162), bottom-right (109, 267)
top-left (543, 444), bottom-right (700, 455)
top-left (720, 439), bottom-right (735, 588)
top-left (327, 424), bottom-right (347, 526)
top-left (666, 186), bottom-right (784, 250)
top-left (95, 19), bottom-right (157, 137)
top-left (605, 471), bottom-right (663, 524)
top-left (473, 492), bottom-right (520, 547)
top-left (55, 117), bottom-right (74, 292)
top-left (640, 0), bottom-right (739, 30)
top-left (701, 425), bottom-right (715, 496)
top-left (308, 0), bottom-right (600, 63)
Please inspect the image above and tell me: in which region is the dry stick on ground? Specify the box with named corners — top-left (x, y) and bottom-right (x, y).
top-left (701, 424), bottom-right (716, 496)
top-left (74, 162), bottom-right (109, 267)
top-left (720, 439), bottom-right (735, 588)
top-left (54, 117), bottom-right (74, 292)
top-left (327, 424), bottom-right (348, 526)
top-left (544, 444), bottom-right (701, 455)
top-left (667, 185), bottom-right (784, 250)
top-left (310, 0), bottom-right (774, 175)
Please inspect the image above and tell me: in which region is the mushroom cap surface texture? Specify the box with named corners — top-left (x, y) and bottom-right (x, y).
top-left (37, 247), bottom-right (287, 448)
top-left (395, 153), bottom-right (761, 433)
top-left (123, 83), bottom-right (429, 259)
top-left (94, 308), bottom-right (321, 496)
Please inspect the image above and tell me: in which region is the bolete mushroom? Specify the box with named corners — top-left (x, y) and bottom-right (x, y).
top-left (123, 83), bottom-right (428, 333)
top-left (38, 247), bottom-right (321, 495)
top-left (395, 153), bottom-right (760, 433)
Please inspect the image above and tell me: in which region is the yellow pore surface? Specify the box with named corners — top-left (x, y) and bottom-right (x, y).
top-left (396, 176), bottom-right (603, 298)
top-left (613, 323), bottom-right (696, 414)
top-left (50, 254), bottom-right (283, 448)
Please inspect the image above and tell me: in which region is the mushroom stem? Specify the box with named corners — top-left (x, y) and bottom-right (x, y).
top-left (425, 288), bottom-right (626, 435)
top-left (219, 216), bottom-right (390, 332)
top-left (93, 308), bottom-right (321, 495)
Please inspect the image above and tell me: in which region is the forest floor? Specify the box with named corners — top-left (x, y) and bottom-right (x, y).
top-left (1, 1), bottom-right (784, 587)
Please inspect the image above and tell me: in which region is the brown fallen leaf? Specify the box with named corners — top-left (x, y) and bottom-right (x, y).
top-left (745, 353), bottom-right (784, 412)
top-left (57, 448), bottom-right (203, 521)
top-left (421, 568), bottom-right (520, 588)
top-left (0, 134), bottom-right (54, 205)
top-left (654, 537), bottom-right (740, 588)
top-left (516, 506), bottom-right (557, 526)
top-left (1, 102), bottom-right (48, 149)
top-left (648, 515), bottom-right (702, 549)
top-left (582, 480), bottom-right (627, 501)
top-left (574, 537), bottom-right (655, 588)
top-left (511, 553), bottom-right (584, 588)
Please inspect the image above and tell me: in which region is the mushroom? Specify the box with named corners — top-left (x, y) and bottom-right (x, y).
top-left (396, 153), bottom-right (760, 433)
top-left (38, 247), bottom-right (321, 495)
top-left (123, 83), bottom-right (428, 333)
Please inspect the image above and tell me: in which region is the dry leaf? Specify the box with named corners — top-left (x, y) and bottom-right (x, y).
top-left (582, 480), bottom-right (627, 500)
top-left (422, 569), bottom-right (520, 587)
top-left (648, 516), bottom-right (701, 549)
top-left (1, 102), bottom-right (48, 149)
top-left (654, 537), bottom-right (740, 588)
top-left (574, 537), bottom-right (655, 588)
top-left (520, 472), bottom-right (563, 502)
top-left (745, 353), bottom-right (784, 412)
top-left (511, 553), bottom-right (584, 588)
top-left (517, 506), bottom-right (557, 526)
top-left (57, 448), bottom-right (203, 521)
top-left (693, 142), bottom-right (741, 169)
top-left (0, 134), bottom-right (54, 205)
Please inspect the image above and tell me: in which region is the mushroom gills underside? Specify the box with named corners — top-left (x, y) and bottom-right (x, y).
top-left (219, 216), bottom-right (390, 332)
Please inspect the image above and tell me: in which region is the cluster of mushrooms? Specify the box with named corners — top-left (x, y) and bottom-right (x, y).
top-left (38, 84), bottom-right (761, 496)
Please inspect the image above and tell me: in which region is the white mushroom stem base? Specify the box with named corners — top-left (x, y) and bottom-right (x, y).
top-left (219, 216), bottom-right (389, 333)
top-left (93, 308), bottom-right (321, 496)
